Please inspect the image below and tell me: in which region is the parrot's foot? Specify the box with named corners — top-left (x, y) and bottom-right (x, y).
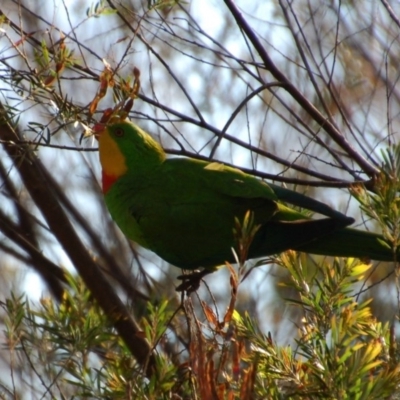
top-left (176, 270), bottom-right (211, 293)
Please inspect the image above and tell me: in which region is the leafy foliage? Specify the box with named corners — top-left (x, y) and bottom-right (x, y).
top-left (2, 257), bottom-right (400, 398)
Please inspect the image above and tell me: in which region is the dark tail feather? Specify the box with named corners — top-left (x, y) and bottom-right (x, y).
top-left (296, 227), bottom-right (397, 262)
top-left (250, 217), bottom-right (350, 258)
top-left (250, 219), bottom-right (397, 262)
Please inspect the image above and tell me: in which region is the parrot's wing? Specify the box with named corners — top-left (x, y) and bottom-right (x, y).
top-left (199, 161), bottom-right (353, 224)
top-left (202, 162), bottom-right (278, 200)
top-left (268, 183), bottom-right (353, 222)
top-left (167, 159), bottom-right (280, 221)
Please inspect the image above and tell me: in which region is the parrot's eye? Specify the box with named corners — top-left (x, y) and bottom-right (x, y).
top-left (114, 128), bottom-right (124, 137)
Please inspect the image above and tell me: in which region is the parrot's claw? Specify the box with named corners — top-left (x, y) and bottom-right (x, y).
top-left (176, 269), bottom-right (211, 293)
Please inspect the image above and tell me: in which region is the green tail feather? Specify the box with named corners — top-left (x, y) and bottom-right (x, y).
top-left (296, 227), bottom-right (396, 262)
top-left (249, 219), bottom-right (397, 262)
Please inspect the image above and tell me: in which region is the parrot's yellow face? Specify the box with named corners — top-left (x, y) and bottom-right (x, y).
top-left (94, 123), bottom-right (128, 193)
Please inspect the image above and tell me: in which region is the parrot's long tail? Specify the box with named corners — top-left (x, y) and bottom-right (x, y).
top-left (296, 227), bottom-right (397, 262)
top-left (250, 217), bottom-right (397, 262)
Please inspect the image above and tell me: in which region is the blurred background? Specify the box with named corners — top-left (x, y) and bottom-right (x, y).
top-left (1, 0), bottom-right (400, 397)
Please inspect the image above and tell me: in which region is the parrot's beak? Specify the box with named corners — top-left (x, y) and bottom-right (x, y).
top-left (92, 123), bottom-right (106, 140)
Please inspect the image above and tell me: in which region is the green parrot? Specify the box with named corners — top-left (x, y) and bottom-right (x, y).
top-left (94, 119), bottom-right (396, 288)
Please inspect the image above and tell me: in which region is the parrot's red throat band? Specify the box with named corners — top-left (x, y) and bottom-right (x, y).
top-left (102, 170), bottom-right (118, 194)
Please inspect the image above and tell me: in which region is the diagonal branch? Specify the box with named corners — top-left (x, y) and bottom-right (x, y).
top-left (223, 0), bottom-right (379, 178)
top-left (0, 103), bottom-right (156, 376)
